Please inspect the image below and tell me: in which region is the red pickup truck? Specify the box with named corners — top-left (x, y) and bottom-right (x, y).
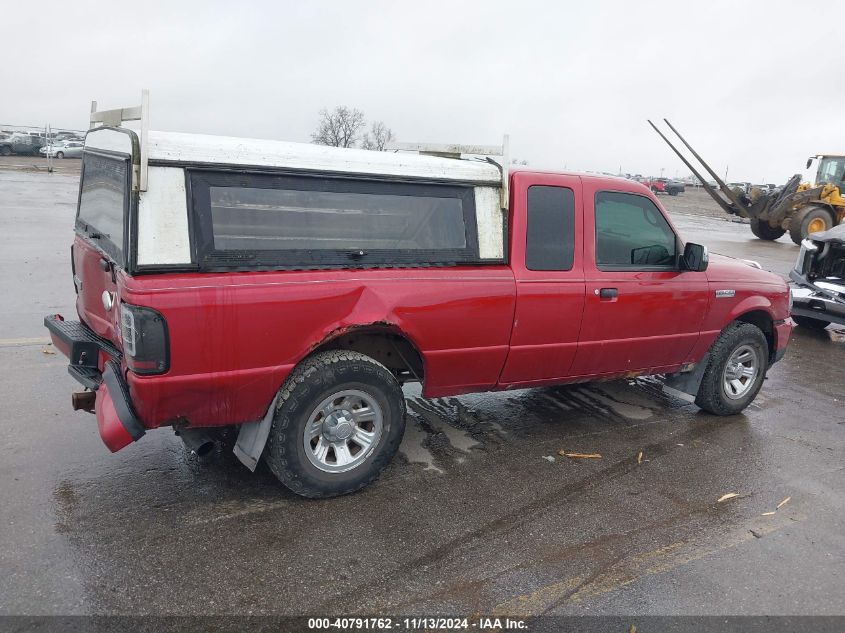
top-left (45, 119), bottom-right (792, 498)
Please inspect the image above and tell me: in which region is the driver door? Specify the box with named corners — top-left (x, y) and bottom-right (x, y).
top-left (570, 182), bottom-right (709, 377)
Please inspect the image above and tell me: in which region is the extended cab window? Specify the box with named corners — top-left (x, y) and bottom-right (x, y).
top-left (525, 185), bottom-right (575, 271)
top-left (189, 171), bottom-right (480, 269)
top-left (595, 191), bottom-right (676, 269)
top-left (76, 152), bottom-right (129, 263)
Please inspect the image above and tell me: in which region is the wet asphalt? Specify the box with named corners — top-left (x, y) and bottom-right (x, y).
top-left (0, 171), bottom-right (843, 617)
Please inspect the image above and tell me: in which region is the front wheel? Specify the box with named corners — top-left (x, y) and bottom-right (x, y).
top-left (695, 322), bottom-right (769, 415)
top-left (264, 350), bottom-right (406, 498)
top-left (55, 151), bottom-right (64, 159)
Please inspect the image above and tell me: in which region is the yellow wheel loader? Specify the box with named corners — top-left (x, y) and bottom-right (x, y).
top-left (649, 119), bottom-right (845, 244)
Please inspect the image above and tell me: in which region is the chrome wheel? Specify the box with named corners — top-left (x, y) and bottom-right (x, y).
top-left (722, 344), bottom-right (760, 400)
top-left (303, 389), bottom-right (383, 473)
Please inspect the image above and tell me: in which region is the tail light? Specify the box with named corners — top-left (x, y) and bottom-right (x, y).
top-left (120, 303), bottom-right (169, 374)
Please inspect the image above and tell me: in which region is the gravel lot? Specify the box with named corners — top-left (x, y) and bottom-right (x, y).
top-left (1, 168), bottom-right (843, 623)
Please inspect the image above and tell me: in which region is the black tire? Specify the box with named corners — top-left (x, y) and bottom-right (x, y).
top-left (668, 189), bottom-right (678, 196)
top-left (793, 315), bottom-right (830, 330)
top-left (749, 218), bottom-right (786, 240)
top-left (695, 322), bottom-right (769, 416)
top-left (0, 146), bottom-right (11, 156)
top-left (55, 151), bottom-right (64, 159)
top-left (788, 206), bottom-right (833, 245)
top-left (264, 350), bottom-right (406, 498)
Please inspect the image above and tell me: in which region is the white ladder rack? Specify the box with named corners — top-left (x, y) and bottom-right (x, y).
top-left (89, 89), bottom-right (149, 191)
top-left (386, 135), bottom-right (510, 210)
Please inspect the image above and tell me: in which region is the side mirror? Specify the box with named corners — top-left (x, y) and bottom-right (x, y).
top-left (806, 157), bottom-right (814, 169)
top-left (682, 242), bottom-right (708, 272)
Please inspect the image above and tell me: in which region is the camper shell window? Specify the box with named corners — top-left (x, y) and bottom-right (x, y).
top-left (189, 170), bottom-right (482, 270)
top-left (75, 151), bottom-right (130, 264)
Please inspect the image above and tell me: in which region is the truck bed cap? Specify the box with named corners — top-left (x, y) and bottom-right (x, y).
top-left (87, 128), bottom-right (504, 185)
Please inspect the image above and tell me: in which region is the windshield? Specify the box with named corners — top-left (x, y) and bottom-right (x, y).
top-left (816, 156), bottom-right (845, 187)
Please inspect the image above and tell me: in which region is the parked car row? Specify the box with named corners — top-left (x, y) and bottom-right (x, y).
top-left (640, 177), bottom-right (686, 196)
top-left (39, 140), bottom-right (84, 159)
top-left (0, 131), bottom-right (85, 158)
top-left (0, 132), bottom-right (44, 156)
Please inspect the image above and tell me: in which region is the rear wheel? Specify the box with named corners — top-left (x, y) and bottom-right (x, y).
top-left (0, 146), bottom-right (11, 156)
top-left (264, 350), bottom-right (406, 498)
top-left (789, 206), bottom-right (833, 244)
top-left (749, 218), bottom-right (786, 240)
top-left (55, 151), bottom-right (64, 159)
top-left (695, 322), bottom-right (769, 415)
top-left (793, 315), bottom-right (829, 330)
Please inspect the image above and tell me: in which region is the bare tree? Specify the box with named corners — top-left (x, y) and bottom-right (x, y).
top-left (361, 121), bottom-right (396, 151)
top-left (311, 106), bottom-right (366, 148)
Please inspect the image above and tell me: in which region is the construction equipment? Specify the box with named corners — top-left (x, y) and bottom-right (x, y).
top-left (649, 119), bottom-right (845, 244)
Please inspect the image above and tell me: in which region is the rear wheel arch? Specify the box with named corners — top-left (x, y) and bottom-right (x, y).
top-left (305, 324), bottom-right (426, 387)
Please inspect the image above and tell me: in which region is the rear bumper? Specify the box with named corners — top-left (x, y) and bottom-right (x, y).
top-left (44, 315), bottom-right (144, 452)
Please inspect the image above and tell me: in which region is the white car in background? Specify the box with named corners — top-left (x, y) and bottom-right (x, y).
top-left (40, 141), bottom-right (83, 159)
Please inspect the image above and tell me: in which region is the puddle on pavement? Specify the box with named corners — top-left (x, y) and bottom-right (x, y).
top-left (395, 379), bottom-right (684, 474)
top-left (408, 399), bottom-right (481, 452)
top-left (52, 480), bottom-right (79, 534)
top-left (398, 418), bottom-right (442, 473)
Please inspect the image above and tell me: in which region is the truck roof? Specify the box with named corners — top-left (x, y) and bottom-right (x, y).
top-left (86, 128), bottom-right (504, 185)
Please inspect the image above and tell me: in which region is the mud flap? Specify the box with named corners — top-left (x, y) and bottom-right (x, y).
top-left (233, 392), bottom-right (281, 472)
top-left (661, 354), bottom-right (710, 403)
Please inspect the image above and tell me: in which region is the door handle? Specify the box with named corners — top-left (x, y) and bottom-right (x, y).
top-left (599, 287), bottom-right (618, 299)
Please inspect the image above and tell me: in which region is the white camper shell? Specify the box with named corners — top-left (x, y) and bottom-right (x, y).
top-left (83, 94), bottom-right (508, 274)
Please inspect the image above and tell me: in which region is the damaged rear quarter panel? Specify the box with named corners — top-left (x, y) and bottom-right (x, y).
top-left (120, 266), bottom-right (516, 428)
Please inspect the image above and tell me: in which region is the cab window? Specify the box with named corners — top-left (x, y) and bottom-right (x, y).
top-left (818, 157), bottom-right (845, 186)
top-left (595, 191), bottom-right (676, 269)
top-left (525, 185), bottom-right (575, 271)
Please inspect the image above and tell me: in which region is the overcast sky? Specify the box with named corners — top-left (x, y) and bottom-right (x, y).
top-left (4, 0), bottom-right (843, 183)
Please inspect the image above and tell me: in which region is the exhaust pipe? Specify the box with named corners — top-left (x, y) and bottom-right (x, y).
top-left (71, 391), bottom-right (96, 412)
top-left (177, 428), bottom-right (215, 457)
